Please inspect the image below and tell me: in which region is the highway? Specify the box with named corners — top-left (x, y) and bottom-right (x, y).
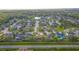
top-left (0, 45), bottom-right (79, 48)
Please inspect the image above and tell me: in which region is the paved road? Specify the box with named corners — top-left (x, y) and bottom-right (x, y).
top-left (34, 20), bottom-right (39, 32)
top-left (0, 45), bottom-right (79, 48)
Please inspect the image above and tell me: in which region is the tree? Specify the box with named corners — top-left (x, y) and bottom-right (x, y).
top-left (69, 36), bottom-right (78, 42)
top-left (0, 13), bottom-right (8, 25)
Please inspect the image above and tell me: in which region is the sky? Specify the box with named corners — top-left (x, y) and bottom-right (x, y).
top-left (0, 0), bottom-right (79, 9)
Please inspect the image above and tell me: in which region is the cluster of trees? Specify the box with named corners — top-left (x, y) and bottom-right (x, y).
top-left (0, 13), bottom-right (9, 25)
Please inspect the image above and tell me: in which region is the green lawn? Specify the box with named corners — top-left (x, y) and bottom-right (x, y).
top-left (0, 48), bottom-right (18, 51)
top-left (29, 48), bottom-right (79, 51)
top-left (0, 48), bottom-right (79, 51)
top-left (0, 42), bottom-right (78, 45)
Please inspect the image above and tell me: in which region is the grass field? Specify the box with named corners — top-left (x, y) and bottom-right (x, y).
top-left (0, 48), bottom-right (79, 51)
top-left (0, 48), bottom-right (18, 51)
top-left (29, 48), bottom-right (79, 51)
top-left (0, 42), bottom-right (79, 45)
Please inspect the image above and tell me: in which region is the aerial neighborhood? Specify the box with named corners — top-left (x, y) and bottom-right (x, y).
top-left (0, 9), bottom-right (79, 42)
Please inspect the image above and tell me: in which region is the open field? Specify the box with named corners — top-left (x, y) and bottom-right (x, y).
top-left (0, 42), bottom-right (79, 45)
